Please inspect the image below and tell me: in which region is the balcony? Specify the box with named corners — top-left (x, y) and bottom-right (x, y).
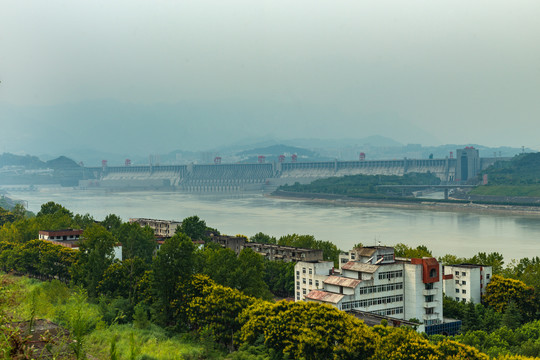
top-left (423, 313), bottom-right (440, 321)
top-left (423, 302), bottom-right (438, 308)
top-left (423, 289), bottom-right (438, 296)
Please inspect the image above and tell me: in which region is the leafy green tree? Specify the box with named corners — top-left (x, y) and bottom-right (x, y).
top-left (502, 301), bottom-right (523, 330)
top-left (434, 339), bottom-right (489, 360)
top-left (177, 215), bottom-right (207, 241)
top-left (118, 222), bottom-right (156, 264)
top-left (73, 213), bottom-right (95, 229)
top-left (278, 234), bottom-right (316, 248)
top-left (37, 201), bottom-right (73, 218)
top-left (201, 246), bottom-right (238, 287)
top-left (263, 260), bottom-right (294, 298)
top-left (438, 254), bottom-right (467, 266)
top-left (373, 327), bottom-right (440, 360)
top-left (11, 203), bottom-right (27, 221)
top-left (151, 232), bottom-right (195, 327)
top-left (102, 214), bottom-right (123, 234)
top-left (239, 300), bottom-right (377, 360)
top-left (471, 252), bottom-right (505, 274)
top-left (463, 301), bottom-right (481, 332)
top-left (71, 224), bottom-right (117, 298)
top-left (278, 234), bottom-right (341, 265)
top-left (232, 248), bottom-right (272, 300)
top-left (250, 232), bottom-right (276, 244)
top-left (484, 275), bottom-right (537, 319)
top-left (0, 207), bottom-right (15, 226)
top-left (188, 280), bottom-right (255, 349)
top-left (394, 243), bottom-right (432, 258)
top-left (133, 302), bottom-right (150, 329)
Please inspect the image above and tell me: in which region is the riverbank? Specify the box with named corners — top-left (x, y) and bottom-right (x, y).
top-left (270, 190), bottom-right (540, 216)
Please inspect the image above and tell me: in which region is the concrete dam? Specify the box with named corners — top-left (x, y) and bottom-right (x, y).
top-left (79, 150), bottom-right (500, 192)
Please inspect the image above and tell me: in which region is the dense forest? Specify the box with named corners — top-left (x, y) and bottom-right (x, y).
top-left (1, 202), bottom-right (540, 359)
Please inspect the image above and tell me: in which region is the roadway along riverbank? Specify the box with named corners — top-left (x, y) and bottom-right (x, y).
top-left (269, 190), bottom-right (540, 216)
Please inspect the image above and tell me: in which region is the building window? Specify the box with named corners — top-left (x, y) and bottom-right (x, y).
top-left (462, 280), bottom-right (466, 285)
top-left (426, 307), bottom-right (434, 315)
top-left (302, 278), bottom-right (306, 284)
top-left (309, 268), bottom-right (312, 275)
top-left (302, 289), bottom-right (306, 295)
top-left (315, 280), bottom-right (319, 287)
top-left (302, 268), bottom-right (306, 274)
top-left (297, 292), bottom-right (300, 299)
top-left (309, 279), bottom-right (312, 286)
top-left (456, 297), bottom-right (460, 301)
top-left (486, 274), bottom-right (490, 279)
top-left (455, 271), bottom-right (459, 276)
top-left (378, 270), bottom-right (403, 280)
top-left (425, 283), bottom-right (434, 290)
top-left (462, 272), bottom-right (466, 276)
top-left (462, 289), bottom-right (466, 294)
top-left (351, 253), bottom-right (356, 260)
top-left (425, 295), bottom-right (434, 302)
top-left (296, 271), bottom-right (300, 278)
top-left (455, 289), bottom-right (459, 293)
top-left (455, 280), bottom-right (459, 284)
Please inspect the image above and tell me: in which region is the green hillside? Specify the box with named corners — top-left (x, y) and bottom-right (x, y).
top-left (471, 153), bottom-right (540, 197)
top-left (481, 152), bottom-right (540, 185)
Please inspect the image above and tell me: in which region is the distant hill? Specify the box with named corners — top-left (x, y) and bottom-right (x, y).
top-left (237, 144), bottom-right (317, 157)
top-left (0, 153), bottom-right (46, 168)
top-left (236, 144), bottom-right (330, 163)
top-left (46, 156), bottom-right (81, 169)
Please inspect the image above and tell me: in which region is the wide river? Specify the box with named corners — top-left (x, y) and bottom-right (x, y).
top-left (6, 187), bottom-right (540, 261)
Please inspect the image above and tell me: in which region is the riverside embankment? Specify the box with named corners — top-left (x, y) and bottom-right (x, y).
top-left (270, 190), bottom-right (540, 216)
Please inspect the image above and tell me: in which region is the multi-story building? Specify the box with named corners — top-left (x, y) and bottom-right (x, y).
top-left (39, 228), bottom-right (122, 260)
top-left (295, 260), bottom-right (334, 301)
top-left (38, 229), bottom-right (84, 242)
top-left (129, 218), bottom-right (181, 237)
top-left (209, 234), bottom-right (324, 263)
top-left (297, 246), bottom-right (455, 333)
top-left (443, 264), bottom-right (492, 303)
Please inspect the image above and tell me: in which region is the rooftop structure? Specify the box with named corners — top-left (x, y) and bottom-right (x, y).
top-left (129, 218), bottom-right (181, 238)
top-left (209, 235), bottom-right (324, 263)
top-left (38, 229), bottom-right (83, 242)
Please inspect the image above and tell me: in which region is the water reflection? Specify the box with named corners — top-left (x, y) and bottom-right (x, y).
top-left (5, 189), bottom-right (540, 261)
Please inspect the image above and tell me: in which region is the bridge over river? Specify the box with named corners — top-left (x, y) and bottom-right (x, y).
top-left (79, 151), bottom-right (501, 192)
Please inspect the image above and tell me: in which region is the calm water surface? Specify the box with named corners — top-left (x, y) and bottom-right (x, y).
top-left (7, 187), bottom-right (540, 261)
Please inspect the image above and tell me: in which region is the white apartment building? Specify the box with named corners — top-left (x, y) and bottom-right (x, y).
top-left (296, 246), bottom-right (444, 329)
top-left (295, 261), bottom-right (334, 302)
top-left (443, 264), bottom-right (492, 303)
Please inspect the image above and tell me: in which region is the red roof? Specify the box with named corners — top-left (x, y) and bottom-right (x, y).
top-left (39, 229), bottom-right (83, 237)
top-left (306, 290), bottom-right (344, 304)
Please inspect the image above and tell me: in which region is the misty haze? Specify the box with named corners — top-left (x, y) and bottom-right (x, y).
top-left (2, 1), bottom-right (540, 359)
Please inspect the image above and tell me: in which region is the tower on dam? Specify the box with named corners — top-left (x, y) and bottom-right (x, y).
top-left (456, 147), bottom-right (480, 183)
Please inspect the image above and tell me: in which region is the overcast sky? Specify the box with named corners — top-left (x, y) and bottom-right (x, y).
top-left (1, 0), bottom-right (540, 154)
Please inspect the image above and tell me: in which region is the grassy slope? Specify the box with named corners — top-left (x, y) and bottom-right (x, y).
top-left (0, 274), bottom-right (213, 360)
